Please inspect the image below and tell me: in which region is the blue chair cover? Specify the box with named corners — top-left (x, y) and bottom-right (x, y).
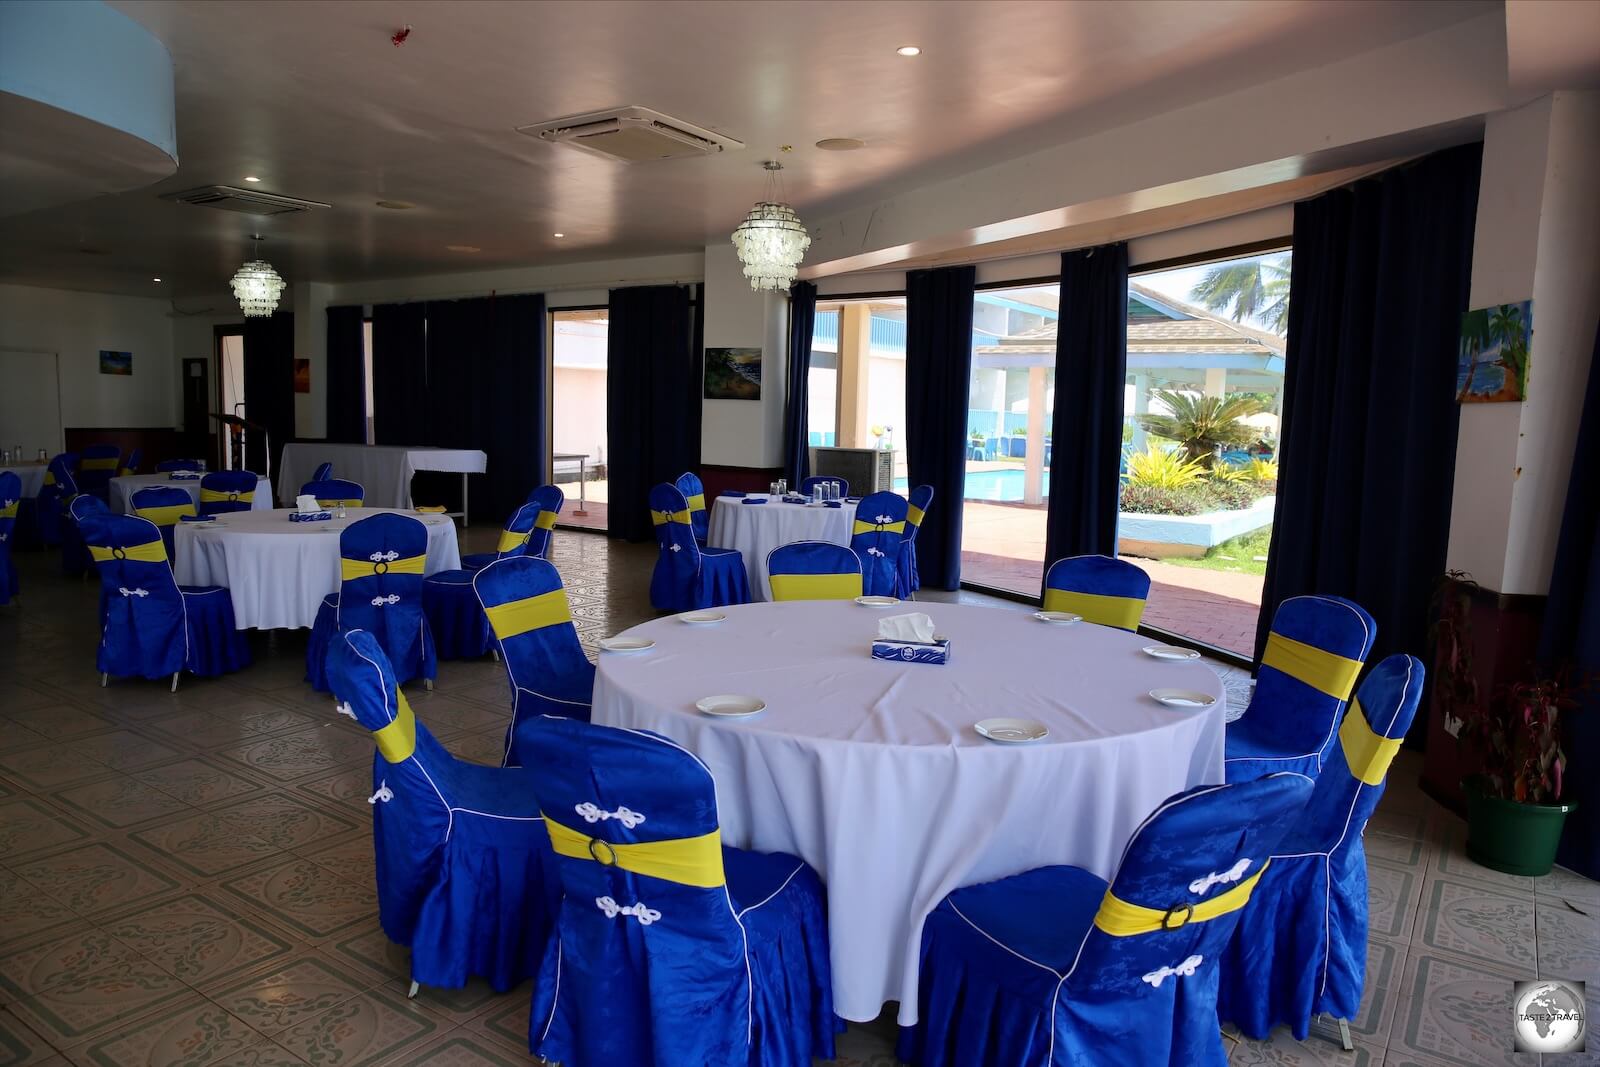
top-left (897, 484), bottom-right (934, 596)
top-left (120, 448), bottom-right (142, 476)
top-left (156, 458), bottom-right (205, 472)
top-left (306, 513), bottom-right (437, 692)
top-left (36, 453), bottom-right (79, 547)
top-left (83, 514), bottom-right (250, 684)
top-left (130, 485), bottom-right (196, 559)
top-left (675, 471), bottom-right (709, 543)
top-left (524, 484), bottom-right (565, 560)
top-left (522, 716), bottom-right (839, 1067)
top-left (1042, 554), bottom-right (1153, 631)
top-left (312, 461), bottom-right (334, 481)
top-left (1218, 655), bottom-right (1424, 1040)
top-left (766, 541), bottom-right (863, 601)
top-left (325, 629), bottom-right (561, 991)
top-left (648, 483), bottom-right (751, 613)
top-left (473, 556), bottom-right (595, 766)
top-left (300, 478), bottom-right (364, 507)
top-left (460, 500), bottom-right (546, 572)
top-left (63, 494), bottom-right (111, 578)
top-left (1226, 595), bottom-right (1377, 782)
top-left (198, 470), bottom-right (259, 515)
top-left (0, 472), bottom-right (19, 606)
top-left (800, 475), bottom-right (849, 497)
top-left (850, 491), bottom-right (909, 598)
top-left (898, 774), bottom-right (1314, 1067)
top-left (77, 443), bottom-right (122, 500)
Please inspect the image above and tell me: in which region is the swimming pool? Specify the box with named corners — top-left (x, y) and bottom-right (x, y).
top-left (894, 467), bottom-right (1047, 502)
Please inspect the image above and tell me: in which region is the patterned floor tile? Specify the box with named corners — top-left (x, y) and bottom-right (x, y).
top-left (1429, 822), bottom-right (1536, 896)
top-left (1387, 951), bottom-right (1530, 1067)
top-left (127, 811), bottom-right (280, 879)
top-left (375, 977), bottom-right (513, 1026)
top-left (1535, 864), bottom-right (1600, 908)
top-left (293, 766), bottom-right (374, 808)
top-left (142, 705), bottom-right (322, 751)
top-left (465, 998), bottom-right (526, 1052)
top-left (1536, 897), bottom-right (1600, 983)
top-left (0, 868), bottom-right (79, 946)
top-left (296, 833), bottom-right (374, 881)
top-left (0, 745), bottom-right (113, 792)
top-left (0, 797), bottom-right (93, 861)
top-left (0, 721), bottom-right (51, 755)
top-left (8, 956), bottom-right (189, 1049)
top-left (1228, 1028), bottom-right (1381, 1065)
top-left (68, 731), bottom-right (187, 773)
top-left (49, 775), bottom-right (190, 830)
top-left (216, 728), bottom-right (374, 783)
top-left (371, 1031), bottom-right (530, 1066)
top-left (209, 953), bottom-right (375, 1036)
top-left (270, 988), bottom-right (440, 1067)
top-left (69, 994), bottom-right (262, 1067)
top-left (0, 1007), bottom-right (58, 1066)
top-left (99, 892), bottom-right (297, 986)
top-left (398, 697), bottom-right (507, 737)
top-left (132, 758), bottom-right (268, 807)
top-left (213, 791), bottom-right (359, 853)
top-left (1368, 857), bottom-right (1424, 944)
top-left (0, 923), bottom-right (143, 1001)
top-left (1417, 876), bottom-right (1536, 970)
top-left (1347, 936), bottom-right (1408, 1040)
top-left (324, 925), bottom-right (409, 988)
top-left (11, 843), bottom-right (181, 918)
top-left (220, 858), bottom-right (377, 941)
top-left (441, 731), bottom-right (507, 768)
top-left (0, 706), bottom-right (116, 742)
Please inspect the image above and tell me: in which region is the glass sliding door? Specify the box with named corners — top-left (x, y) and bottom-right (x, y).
top-left (551, 308), bottom-right (609, 531)
top-left (810, 297), bottom-right (908, 493)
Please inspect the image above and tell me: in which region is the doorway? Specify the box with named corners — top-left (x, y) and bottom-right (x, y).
top-left (550, 308), bottom-right (609, 531)
top-left (216, 327), bottom-right (245, 470)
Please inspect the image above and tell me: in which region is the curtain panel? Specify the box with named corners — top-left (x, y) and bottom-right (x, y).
top-left (324, 305), bottom-right (366, 444)
top-left (905, 265), bottom-right (977, 590)
top-left (784, 281), bottom-right (818, 486)
top-left (607, 284), bottom-right (697, 542)
top-left (241, 310), bottom-right (295, 491)
top-left (370, 302), bottom-right (428, 446)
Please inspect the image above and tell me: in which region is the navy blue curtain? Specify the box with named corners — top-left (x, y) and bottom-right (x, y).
top-left (325, 305), bottom-right (366, 444)
top-left (607, 285), bottom-right (696, 542)
top-left (241, 310), bottom-right (295, 492)
top-left (906, 266), bottom-right (976, 590)
top-left (1539, 318), bottom-right (1600, 877)
top-left (1255, 143), bottom-right (1482, 688)
top-left (784, 281), bottom-right (818, 486)
top-left (1044, 243), bottom-right (1129, 580)
top-left (371, 302), bottom-right (428, 446)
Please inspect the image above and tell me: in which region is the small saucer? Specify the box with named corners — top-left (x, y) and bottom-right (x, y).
top-left (695, 694), bottom-right (766, 718)
top-left (1149, 688), bottom-right (1217, 709)
top-left (974, 718), bottom-right (1049, 744)
top-left (598, 637), bottom-right (654, 653)
top-left (1143, 644), bottom-right (1201, 661)
top-left (855, 596), bottom-right (899, 607)
top-left (679, 611), bottom-right (726, 625)
top-left (1033, 611), bottom-right (1082, 625)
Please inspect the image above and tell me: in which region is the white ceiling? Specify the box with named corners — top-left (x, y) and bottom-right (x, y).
top-left (0, 0), bottom-right (1497, 298)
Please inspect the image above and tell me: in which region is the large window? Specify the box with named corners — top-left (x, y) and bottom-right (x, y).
top-left (810, 297), bottom-right (908, 490)
top-left (551, 308), bottom-right (609, 531)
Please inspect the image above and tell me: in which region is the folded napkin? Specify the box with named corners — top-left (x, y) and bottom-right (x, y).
top-left (844, 497), bottom-right (862, 504)
top-left (825, 500), bottom-right (842, 508)
top-left (741, 497), bottom-right (768, 505)
top-left (179, 514), bottom-right (213, 522)
top-left (167, 472), bottom-right (199, 481)
top-left (415, 505), bottom-right (446, 513)
top-left (289, 510), bottom-right (332, 523)
top-left (719, 490), bottom-right (747, 498)
top-left (878, 612), bottom-right (936, 643)
top-left (294, 494), bottom-right (322, 514)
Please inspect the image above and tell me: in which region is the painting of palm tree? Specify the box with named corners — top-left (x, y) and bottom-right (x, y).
top-left (1188, 254), bottom-right (1291, 334)
top-left (1457, 300), bottom-right (1532, 403)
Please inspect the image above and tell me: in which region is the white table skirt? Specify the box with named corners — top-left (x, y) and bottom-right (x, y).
top-left (707, 497), bottom-right (859, 601)
top-left (172, 507), bottom-right (461, 630)
top-left (0, 465), bottom-right (47, 497)
top-left (593, 599), bottom-right (1226, 1025)
top-left (277, 444), bottom-right (488, 509)
top-left (109, 473), bottom-right (271, 515)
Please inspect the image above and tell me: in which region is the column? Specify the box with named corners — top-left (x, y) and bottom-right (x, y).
top-left (1203, 367), bottom-right (1227, 398)
top-left (1023, 365), bottom-right (1048, 505)
top-left (838, 303), bottom-right (872, 448)
top-left (1131, 372), bottom-right (1151, 453)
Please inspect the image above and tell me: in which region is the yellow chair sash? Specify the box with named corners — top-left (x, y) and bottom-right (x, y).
top-left (120, 467), bottom-right (135, 477)
top-left (484, 589), bottom-right (572, 638)
top-left (135, 504), bottom-right (194, 527)
top-left (907, 504), bottom-right (925, 527)
top-left (545, 816), bottom-right (724, 889)
top-left (651, 508), bottom-right (691, 526)
top-left (1093, 863), bottom-right (1269, 937)
top-left (373, 690), bottom-right (419, 763)
top-left (1043, 588), bottom-right (1145, 632)
top-left (852, 519), bottom-right (907, 536)
top-left (43, 471), bottom-right (57, 487)
top-left (340, 553), bottom-right (425, 580)
top-left (1339, 700), bottom-right (1402, 786)
top-left (89, 541), bottom-right (168, 564)
top-left (685, 493), bottom-right (706, 514)
top-left (497, 529), bottom-right (532, 553)
top-left (1261, 632), bottom-right (1361, 700)
top-left (535, 510), bottom-right (558, 531)
top-left (770, 572), bottom-right (863, 602)
top-left (199, 487), bottom-right (255, 504)
top-left (81, 456), bottom-right (120, 471)
top-left (0, 501), bottom-right (17, 520)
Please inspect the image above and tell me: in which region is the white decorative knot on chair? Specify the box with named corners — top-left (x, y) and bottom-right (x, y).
top-left (867, 547), bottom-right (884, 558)
top-left (117, 587), bottom-right (150, 598)
top-left (1142, 954), bottom-right (1204, 988)
top-left (595, 895), bottom-right (661, 926)
top-left (1189, 858), bottom-right (1252, 895)
top-left (335, 701), bottom-right (357, 720)
top-left (575, 802), bottom-right (646, 829)
top-left (368, 549), bottom-right (401, 563)
top-left (368, 779), bottom-right (394, 804)
top-left (370, 594), bottom-right (401, 607)
top-left (668, 543), bottom-right (682, 553)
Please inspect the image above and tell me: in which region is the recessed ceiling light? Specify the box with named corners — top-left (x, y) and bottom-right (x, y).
top-left (446, 244), bottom-right (480, 253)
top-left (152, 277), bottom-right (162, 282)
top-left (896, 45), bottom-right (921, 56)
top-left (375, 199), bottom-right (415, 210)
top-left (816, 137), bottom-right (866, 151)
top-left (552, 232), bottom-right (565, 238)
top-left (243, 175), bottom-right (262, 183)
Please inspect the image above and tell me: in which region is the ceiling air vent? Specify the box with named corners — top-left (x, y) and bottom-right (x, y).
top-left (160, 185), bottom-right (329, 216)
top-left (518, 106), bottom-right (743, 162)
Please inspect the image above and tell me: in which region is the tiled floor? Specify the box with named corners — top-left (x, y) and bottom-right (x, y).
top-left (1, 527), bottom-right (1593, 1066)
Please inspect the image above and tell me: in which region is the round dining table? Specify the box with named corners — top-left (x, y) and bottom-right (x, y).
top-left (591, 598), bottom-right (1226, 1025)
top-left (172, 508), bottom-right (461, 630)
top-left (0, 464), bottom-right (47, 498)
top-left (706, 496), bottom-right (859, 601)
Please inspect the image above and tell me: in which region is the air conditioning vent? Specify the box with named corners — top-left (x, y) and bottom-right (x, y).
top-left (160, 185), bottom-right (329, 216)
top-left (518, 106), bottom-right (743, 162)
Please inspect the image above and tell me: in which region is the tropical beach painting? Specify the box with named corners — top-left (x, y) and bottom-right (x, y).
top-left (99, 350), bottom-right (132, 375)
top-left (1458, 300), bottom-right (1532, 403)
top-left (704, 346), bottom-right (762, 400)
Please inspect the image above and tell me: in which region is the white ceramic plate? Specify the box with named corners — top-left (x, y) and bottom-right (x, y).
top-left (598, 637), bottom-right (654, 653)
top-left (679, 611), bottom-right (726, 625)
top-left (1149, 688), bottom-right (1217, 709)
top-left (1143, 644), bottom-right (1201, 661)
top-left (695, 694), bottom-right (766, 718)
top-left (974, 718), bottom-right (1049, 744)
top-left (855, 595), bottom-right (899, 607)
top-left (1033, 611), bottom-right (1082, 624)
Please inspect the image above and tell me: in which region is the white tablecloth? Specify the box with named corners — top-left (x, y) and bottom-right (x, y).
top-left (109, 473), bottom-right (271, 515)
top-left (707, 497), bottom-right (859, 601)
top-left (593, 599), bottom-right (1225, 1025)
top-left (0, 465), bottom-right (47, 497)
top-left (277, 444), bottom-right (488, 509)
top-left (172, 508), bottom-right (461, 630)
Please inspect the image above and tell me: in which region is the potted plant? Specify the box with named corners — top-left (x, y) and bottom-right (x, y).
top-left (1434, 572), bottom-right (1578, 876)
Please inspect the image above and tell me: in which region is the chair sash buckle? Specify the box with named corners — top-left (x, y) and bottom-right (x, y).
top-left (1160, 902), bottom-right (1195, 930)
top-left (587, 836), bottom-right (619, 866)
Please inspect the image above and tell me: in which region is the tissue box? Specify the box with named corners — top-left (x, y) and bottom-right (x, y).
top-left (289, 511), bottom-right (332, 523)
top-left (871, 637), bottom-right (951, 665)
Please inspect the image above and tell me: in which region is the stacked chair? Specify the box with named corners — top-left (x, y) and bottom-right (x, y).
top-left (82, 513), bottom-right (250, 689)
top-left (800, 475), bottom-right (849, 497)
top-left (300, 478), bottom-right (364, 508)
top-left (306, 513), bottom-right (436, 692)
top-left (521, 483), bottom-right (565, 560)
top-left (1224, 595), bottom-right (1377, 781)
top-left (0, 471), bottom-right (19, 606)
top-left (897, 484), bottom-right (934, 597)
top-left (198, 470), bottom-right (259, 515)
top-left (674, 471), bottom-right (709, 544)
top-left (461, 491), bottom-right (559, 573)
top-left (767, 542), bottom-right (863, 601)
top-left (850, 490), bottom-right (908, 599)
top-left (424, 499), bottom-right (545, 659)
top-left (130, 485), bottom-right (196, 558)
top-left (520, 715), bottom-right (839, 1066)
top-left (897, 773), bottom-right (1313, 1067)
top-left (473, 556), bottom-right (595, 764)
top-left (647, 483), bottom-right (750, 612)
top-left (312, 461), bottom-right (335, 481)
top-left (36, 453), bottom-right (79, 547)
top-left (1041, 555), bottom-right (1153, 631)
top-left (1219, 654), bottom-right (1424, 1049)
top-left (120, 449), bottom-right (142, 476)
top-left (76, 443), bottom-right (122, 500)
top-left (325, 629), bottom-right (562, 995)
top-left (156, 458), bottom-right (206, 473)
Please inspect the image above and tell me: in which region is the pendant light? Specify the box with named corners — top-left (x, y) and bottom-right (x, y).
top-left (230, 234), bottom-right (286, 317)
top-left (731, 161), bottom-right (810, 292)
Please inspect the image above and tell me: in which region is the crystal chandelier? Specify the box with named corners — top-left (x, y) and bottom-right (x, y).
top-left (731, 161), bottom-right (810, 292)
top-left (230, 236), bottom-right (286, 317)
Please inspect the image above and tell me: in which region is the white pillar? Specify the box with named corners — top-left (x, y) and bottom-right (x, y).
top-left (1131, 373), bottom-right (1151, 453)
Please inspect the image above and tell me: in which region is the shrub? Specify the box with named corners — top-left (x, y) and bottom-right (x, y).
top-left (1245, 458), bottom-right (1279, 482)
top-left (1207, 480), bottom-right (1266, 511)
top-left (1119, 484), bottom-right (1212, 516)
top-left (1124, 445), bottom-right (1207, 490)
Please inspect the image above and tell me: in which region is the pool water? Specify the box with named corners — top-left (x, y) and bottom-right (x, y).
top-left (894, 467), bottom-right (1047, 503)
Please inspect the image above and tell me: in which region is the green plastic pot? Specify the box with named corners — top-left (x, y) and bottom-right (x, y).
top-left (1462, 775), bottom-right (1576, 876)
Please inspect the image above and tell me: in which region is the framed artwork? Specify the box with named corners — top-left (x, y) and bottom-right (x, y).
top-left (1458, 300), bottom-right (1532, 403)
top-left (99, 350), bottom-right (132, 375)
top-left (704, 347), bottom-right (762, 401)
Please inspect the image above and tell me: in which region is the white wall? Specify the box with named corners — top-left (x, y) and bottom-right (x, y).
top-left (701, 243), bottom-right (787, 468)
top-left (0, 283), bottom-right (177, 428)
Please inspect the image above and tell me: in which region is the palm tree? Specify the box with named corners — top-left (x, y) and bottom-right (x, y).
top-left (1135, 390), bottom-right (1266, 468)
top-left (1189, 256), bottom-right (1291, 334)
top-left (1488, 304), bottom-right (1529, 397)
top-left (1458, 307), bottom-right (1493, 396)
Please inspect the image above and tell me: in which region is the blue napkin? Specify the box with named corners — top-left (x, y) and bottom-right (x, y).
top-left (719, 490), bottom-right (747, 498)
top-left (289, 511), bottom-right (332, 523)
top-left (740, 497), bottom-right (768, 505)
top-left (825, 500), bottom-right (843, 508)
top-left (179, 514), bottom-right (213, 522)
top-left (844, 497), bottom-right (862, 504)
top-left (167, 472), bottom-right (200, 481)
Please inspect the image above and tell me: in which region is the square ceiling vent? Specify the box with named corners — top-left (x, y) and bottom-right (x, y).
top-left (517, 106), bottom-right (743, 162)
top-left (161, 185), bottom-right (329, 216)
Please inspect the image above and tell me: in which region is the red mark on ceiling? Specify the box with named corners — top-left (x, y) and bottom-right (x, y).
top-left (391, 25), bottom-right (412, 48)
